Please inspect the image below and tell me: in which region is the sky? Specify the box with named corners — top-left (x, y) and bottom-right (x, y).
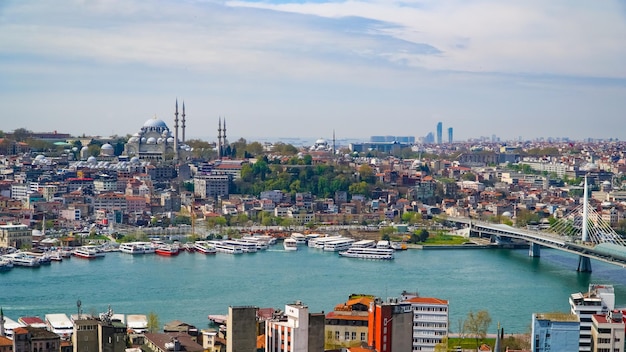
top-left (1, 0), bottom-right (625, 143)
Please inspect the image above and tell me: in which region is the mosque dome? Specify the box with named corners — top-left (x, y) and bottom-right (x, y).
top-left (81, 146), bottom-right (89, 152)
top-left (143, 118), bottom-right (168, 129)
top-left (146, 137), bottom-right (157, 144)
top-left (35, 154), bottom-right (46, 161)
top-left (315, 138), bottom-right (327, 145)
top-left (167, 137), bottom-right (174, 143)
top-left (130, 156), bottom-right (140, 164)
top-left (502, 211), bottom-right (513, 218)
top-left (101, 143), bottom-right (114, 156)
top-left (87, 156), bottom-right (97, 164)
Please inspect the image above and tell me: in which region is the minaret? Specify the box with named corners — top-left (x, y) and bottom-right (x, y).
top-left (0, 307), bottom-right (5, 337)
top-left (223, 118), bottom-right (227, 148)
top-left (332, 129), bottom-right (336, 160)
top-left (174, 99), bottom-right (180, 161)
top-left (181, 101), bottom-right (186, 143)
top-left (217, 117), bottom-right (223, 158)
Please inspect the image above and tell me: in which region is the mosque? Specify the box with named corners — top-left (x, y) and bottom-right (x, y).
top-left (123, 100), bottom-right (190, 161)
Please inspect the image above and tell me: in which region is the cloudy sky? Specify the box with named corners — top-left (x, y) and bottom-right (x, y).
top-left (1, 0), bottom-right (625, 143)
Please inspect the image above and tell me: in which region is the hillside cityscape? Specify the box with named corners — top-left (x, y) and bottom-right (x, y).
top-left (1, 108), bottom-right (626, 352)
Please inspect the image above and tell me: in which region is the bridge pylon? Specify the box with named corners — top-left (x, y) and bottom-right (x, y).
top-left (529, 243), bottom-right (541, 257)
top-left (577, 256), bottom-right (592, 272)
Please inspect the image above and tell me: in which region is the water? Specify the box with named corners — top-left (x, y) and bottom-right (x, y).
top-left (1, 246), bottom-right (625, 334)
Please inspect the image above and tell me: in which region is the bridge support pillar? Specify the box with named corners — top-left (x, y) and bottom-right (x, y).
top-left (529, 243), bottom-right (541, 257)
top-left (577, 256), bottom-right (592, 272)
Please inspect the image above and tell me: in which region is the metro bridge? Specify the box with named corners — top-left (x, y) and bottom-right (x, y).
top-left (444, 178), bottom-right (626, 272)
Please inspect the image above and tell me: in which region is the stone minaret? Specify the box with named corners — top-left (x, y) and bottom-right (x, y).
top-left (223, 118), bottom-right (227, 149)
top-left (174, 99), bottom-right (180, 161)
top-left (181, 101), bottom-right (186, 143)
top-left (217, 117), bottom-right (223, 158)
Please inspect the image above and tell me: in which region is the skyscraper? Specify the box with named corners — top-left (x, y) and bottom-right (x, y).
top-left (447, 127), bottom-right (453, 143)
top-left (436, 122), bottom-right (443, 144)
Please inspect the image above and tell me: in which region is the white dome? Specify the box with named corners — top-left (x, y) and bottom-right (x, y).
top-left (147, 137), bottom-right (157, 144)
top-left (35, 154), bottom-right (46, 160)
top-left (141, 137), bottom-right (147, 143)
top-left (167, 137), bottom-right (174, 143)
top-left (130, 156), bottom-right (140, 163)
top-left (502, 211), bottom-right (513, 218)
top-left (315, 138), bottom-right (326, 145)
top-left (101, 143), bottom-right (113, 150)
top-left (129, 137), bottom-right (138, 143)
top-left (81, 146), bottom-right (89, 151)
top-left (87, 156), bottom-right (97, 163)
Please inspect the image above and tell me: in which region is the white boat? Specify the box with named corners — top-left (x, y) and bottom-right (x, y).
top-left (376, 240), bottom-right (391, 249)
top-left (324, 238), bottom-right (355, 252)
top-left (194, 241), bottom-right (217, 254)
top-left (120, 242), bottom-right (150, 254)
top-left (45, 313), bottom-right (74, 339)
top-left (4, 252), bottom-right (41, 267)
top-left (209, 241), bottom-right (244, 254)
top-left (240, 236), bottom-right (270, 250)
top-left (283, 238), bottom-right (298, 251)
top-left (73, 246), bottom-right (105, 259)
top-left (351, 240), bottom-right (376, 248)
top-left (1, 316), bottom-right (25, 338)
top-left (223, 240), bottom-right (257, 253)
top-left (290, 232), bottom-right (306, 245)
top-left (308, 235), bottom-right (343, 249)
top-left (339, 247), bottom-right (395, 260)
top-left (126, 314), bottom-right (148, 333)
top-left (0, 257), bottom-right (14, 271)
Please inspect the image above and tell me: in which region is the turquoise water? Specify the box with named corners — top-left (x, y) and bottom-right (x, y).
top-left (1, 246), bottom-right (625, 334)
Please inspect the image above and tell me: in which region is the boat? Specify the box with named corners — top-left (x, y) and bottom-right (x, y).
top-left (120, 242), bottom-right (149, 254)
top-left (376, 240), bottom-right (391, 249)
top-left (73, 246), bottom-right (104, 259)
top-left (308, 235), bottom-right (343, 249)
top-left (338, 247), bottom-right (395, 260)
top-left (283, 238), bottom-right (298, 251)
top-left (351, 240), bottom-right (376, 248)
top-left (49, 252), bottom-right (63, 262)
top-left (223, 240), bottom-right (257, 253)
top-left (0, 257), bottom-right (14, 271)
top-left (290, 232), bottom-right (306, 245)
top-left (4, 252), bottom-right (41, 267)
top-left (208, 241), bottom-right (244, 254)
top-left (45, 313), bottom-right (74, 339)
top-left (323, 238), bottom-right (355, 252)
top-left (155, 244), bottom-right (180, 256)
top-left (193, 241), bottom-right (217, 254)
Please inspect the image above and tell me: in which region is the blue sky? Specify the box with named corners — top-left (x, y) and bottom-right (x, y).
top-left (1, 0), bottom-right (625, 142)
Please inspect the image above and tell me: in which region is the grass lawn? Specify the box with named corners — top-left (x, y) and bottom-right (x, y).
top-left (447, 337), bottom-right (495, 350)
top-left (423, 233), bottom-right (469, 245)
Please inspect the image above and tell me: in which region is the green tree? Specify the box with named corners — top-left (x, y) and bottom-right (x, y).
top-left (358, 164), bottom-right (376, 184)
top-left (246, 141), bottom-right (264, 156)
top-left (12, 128), bottom-right (32, 142)
top-left (463, 310), bottom-right (492, 348)
top-left (147, 312), bottom-right (160, 333)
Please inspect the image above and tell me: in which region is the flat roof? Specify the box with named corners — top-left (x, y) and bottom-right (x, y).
top-left (535, 312), bottom-right (579, 322)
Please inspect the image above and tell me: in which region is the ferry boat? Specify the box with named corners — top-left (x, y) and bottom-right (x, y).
top-left (323, 238), bottom-right (355, 252)
top-left (351, 240), bottom-right (376, 248)
top-left (223, 240), bottom-right (257, 253)
top-left (5, 252), bottom-right (41, 267)
top-left (308, 235), bottom-right (343, 248)
top-left (120, 242), bottom-right (144, 254)
top-left (376, 240), bottom-right (391, 249)
top-left (283, 238), bottom-right (298, 251)
top-left (339, 247), bottom-right (395, 260)
top-left (290, 232), bottom-right (306, 245)
top-left (209, 241), bottom-right (244, 254)
top-left (240, 236), bottom-right (270, 250)
top-left (193, 241), bottom-right (217, 254)
top-left (155, 244), bottom-right (180, 256)
top-left (45, 313), bottom-right (74, 339)
top-left (73, 246), bottom-right (105, 259)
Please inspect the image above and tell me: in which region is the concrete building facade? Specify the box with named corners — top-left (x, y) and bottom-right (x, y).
top-left (531, 312), bottom-right (580, 352)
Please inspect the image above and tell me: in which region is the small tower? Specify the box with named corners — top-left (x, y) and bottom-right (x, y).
top-left (217, 117), bottom-right (223, 158)
top-left (174, 99), bottom-right (180, 161)
top-left (181, 101), bottom-right (186, 143)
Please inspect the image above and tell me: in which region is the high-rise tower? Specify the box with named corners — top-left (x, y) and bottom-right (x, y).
top-left (448, 127), bottom-right (453, 143)
top-left (436, 122), bottom-right (443, 144)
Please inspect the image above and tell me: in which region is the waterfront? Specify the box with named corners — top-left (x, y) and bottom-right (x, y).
top-left (1, 246), bottom-right (626, 333)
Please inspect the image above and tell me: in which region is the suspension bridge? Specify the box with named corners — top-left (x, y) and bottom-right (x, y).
top-left (446, 178), bottom-right (626, 272)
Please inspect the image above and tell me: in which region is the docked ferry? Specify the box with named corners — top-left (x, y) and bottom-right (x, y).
top-left (155, 244), bottom-right (180, 256)
top-left (323, 238), bottom-right (355, 252)
top-left (208, 241), bottom-right (244, 254)
top-left (338, 247), bottom-right (395, 260)
top-left (73, 246), bottom-right (105, 259)
top-left (283, 238), bottom-right (298, 251)
top-left (193, 241), bottom-right (217, 254)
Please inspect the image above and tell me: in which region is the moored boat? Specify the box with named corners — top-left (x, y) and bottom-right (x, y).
top-left (338, 247), bottom-right (395, 260)
top-left (4, 252), bottom-right (41, 267)
top-left (193, 241), bottom-right (217, 254)
top-left (0, 257), bottom-right (14, 271)
top-left (73, 246), bottom-right (104, 259)
top-left (155, 244), bottom-right (180, 256)
top-left (283, 238), bottom-right (298, 251)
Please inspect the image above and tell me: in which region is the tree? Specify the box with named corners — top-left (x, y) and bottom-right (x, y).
top-left (463, 310), bottom-right (492, 348)
top-left (12, 128), bottom-right (32, 142)
top-left (147, 311), bottom-right (160, 333)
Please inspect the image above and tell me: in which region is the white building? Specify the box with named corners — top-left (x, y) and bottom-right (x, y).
top-left (569, 284), bottom-right (615, 352)
top-left (265, 302), bottom-right (310, 352)
top-left (400, 292), bottom-right (449, 352)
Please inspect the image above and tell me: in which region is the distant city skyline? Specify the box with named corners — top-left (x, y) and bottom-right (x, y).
top-left (1, 1), bottom-right (625, 141)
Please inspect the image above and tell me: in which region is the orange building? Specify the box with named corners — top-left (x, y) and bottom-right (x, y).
top-left (367, 299), bottom-right (413, 352)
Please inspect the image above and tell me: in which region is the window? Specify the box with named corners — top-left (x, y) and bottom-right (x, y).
top-left (361, 332), bottom-right (366, 341)
top-left (335, 331), bottom-right (339, 340)
top-left (352, 332), bottom-right (356, 340)
top-left (345, 332), bottom-right (350, 340)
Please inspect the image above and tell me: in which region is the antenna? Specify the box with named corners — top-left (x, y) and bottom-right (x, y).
top-left (77, 299), bottom-right (82, 319)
